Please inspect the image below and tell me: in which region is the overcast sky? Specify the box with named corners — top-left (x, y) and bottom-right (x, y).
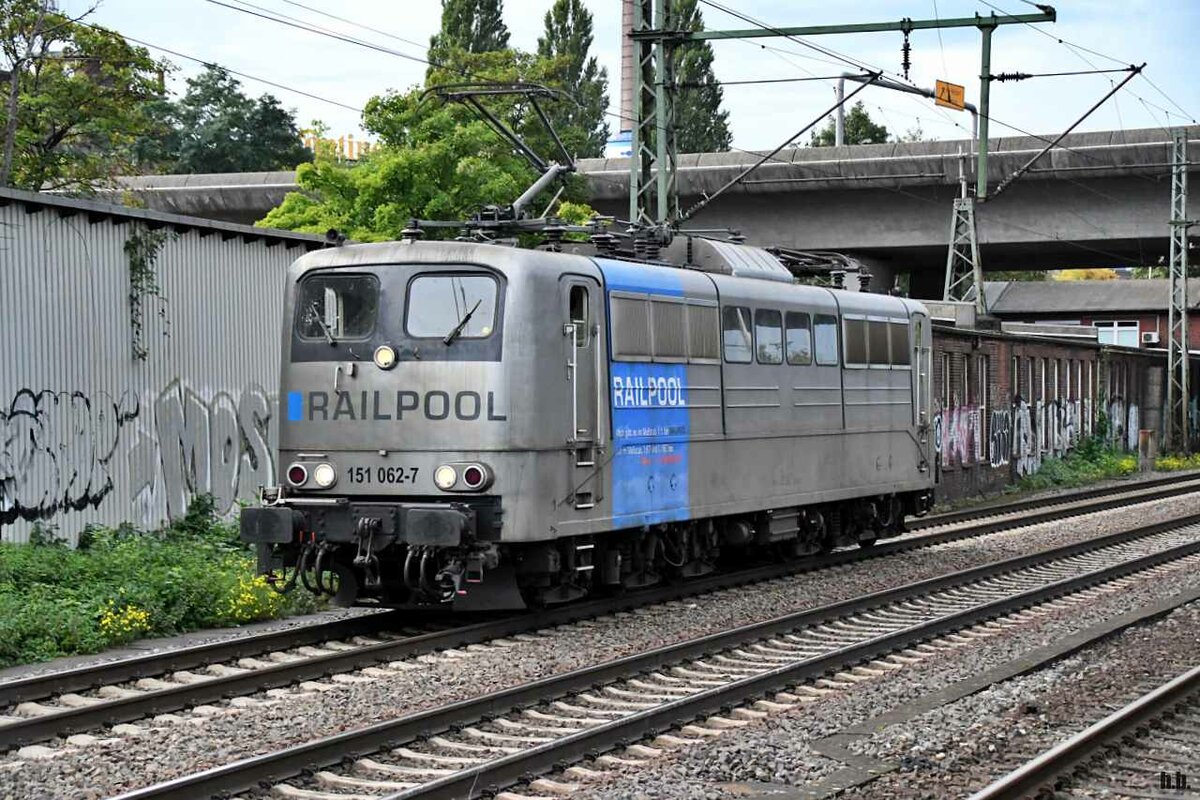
top-left (63, 0), bottom-right (1199, 152)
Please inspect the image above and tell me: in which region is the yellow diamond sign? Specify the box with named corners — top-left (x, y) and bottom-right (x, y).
top-left (935, 80), bottom-right (965, 111)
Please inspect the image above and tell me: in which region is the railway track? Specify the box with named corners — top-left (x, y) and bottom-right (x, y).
top-left (2, 473), bottom-right (1197, 752)
top-left (969, 664), bottom-right (1200, 800)
top-left (109, 513), bottom-right (1200, 800)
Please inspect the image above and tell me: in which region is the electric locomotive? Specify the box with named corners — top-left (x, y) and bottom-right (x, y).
top-left (241, 234), bottom-right (935, 608)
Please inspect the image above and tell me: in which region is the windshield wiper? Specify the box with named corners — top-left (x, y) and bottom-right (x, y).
top-left (443, 299), bottom-right (482, 345)
top-left (308, 301), bottom-right (337, 346)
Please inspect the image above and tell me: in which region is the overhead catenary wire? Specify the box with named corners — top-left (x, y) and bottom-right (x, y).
top-left (77, 20), bottom-right (363, 113)
top-left (989, 63), bottom-right (1145, 200)
top-left (678, 73), bottom-right (881, 223)
top-left (931, 0), bottom-right (949, 78)
top-left (697, 0), bottom-right (900, 86)
top-left (196, 0), bottom-right (1183, 241)
top-left (978, 0), bottom-right (1196, 124)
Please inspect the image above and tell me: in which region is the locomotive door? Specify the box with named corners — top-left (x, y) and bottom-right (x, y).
top-left (562, 277), bottom-right (601, 509)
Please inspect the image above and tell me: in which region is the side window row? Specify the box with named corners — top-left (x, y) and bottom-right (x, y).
top-left (843, 317), bottom-right (912, 369)
top-left (610, 293), bottom-right (721, 363)
top-left (723, 306), bottom-right (840, 367)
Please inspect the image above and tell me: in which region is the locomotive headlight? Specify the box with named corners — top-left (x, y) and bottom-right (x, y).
top-left (312, 463), bottom-right (337, 488)
top-left (373, 345), bottom-right (397, 370)
top-left (434, 465), bottom-right (458, 490)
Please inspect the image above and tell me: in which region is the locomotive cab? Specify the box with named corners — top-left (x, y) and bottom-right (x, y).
top-left (241, 240), bottom-right (606, 608)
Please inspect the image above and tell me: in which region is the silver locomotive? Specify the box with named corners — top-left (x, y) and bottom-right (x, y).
top-left (241, 235), bottom-right (935, 608)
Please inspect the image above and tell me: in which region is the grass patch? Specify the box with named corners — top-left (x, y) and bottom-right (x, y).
top-left (1154, 452), bottom-right (1200, 472)
top-left (0, 496), bottom-right (320, 668)
top-left (1016, 436), bottom-right (1138, 492)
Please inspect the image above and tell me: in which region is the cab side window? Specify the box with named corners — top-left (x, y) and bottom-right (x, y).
top-left (569, 285), bottom-right (589, 346)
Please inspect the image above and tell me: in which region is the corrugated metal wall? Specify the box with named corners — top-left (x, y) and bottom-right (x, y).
top-left (0, 198), bottom-right (317, 544)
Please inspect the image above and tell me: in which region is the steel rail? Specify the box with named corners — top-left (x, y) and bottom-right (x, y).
top-left (109, 513), bottom-right (1200, 800)
top-left (4, 477), bottom-right (1197, 748)
top-left (911, 471), bottom-right (1200, 530)
top-left (0, 612), bottom-right (401, 707)
top-left (967, 664), bottom-right (1200, 800)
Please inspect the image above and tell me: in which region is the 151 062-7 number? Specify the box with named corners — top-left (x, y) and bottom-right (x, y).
top-left (346, 466), bottom-right (419, 484)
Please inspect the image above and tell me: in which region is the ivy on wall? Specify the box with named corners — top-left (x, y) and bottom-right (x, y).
top-left (124, 225), bottom-right (175, 361)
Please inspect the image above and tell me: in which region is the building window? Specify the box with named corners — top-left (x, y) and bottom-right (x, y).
top-left (941, 352), bottom-right (952, 407)
top-left (978, 355), bottom-right (990, 409)
top-left (960, 354), bottom-right (969, 407)
top-left (1094, 320), bottom-right (1140, 348)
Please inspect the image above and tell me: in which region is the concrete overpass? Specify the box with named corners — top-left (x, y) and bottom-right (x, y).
top-left (116, 125), bottom-right (1197, 294)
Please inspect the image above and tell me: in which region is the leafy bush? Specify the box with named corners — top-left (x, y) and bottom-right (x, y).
top-left (0, 496), bottom-right (319, 668)
top-left (1016, 436), bottom-right (1137, 491)
top-left (1154, 452), bottom-right (1200, 472)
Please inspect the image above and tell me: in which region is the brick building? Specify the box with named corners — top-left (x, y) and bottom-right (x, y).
top-left (929, 324), bottom-right (1168, 501)
top-left (984, 279), bottom-right (1200, 350)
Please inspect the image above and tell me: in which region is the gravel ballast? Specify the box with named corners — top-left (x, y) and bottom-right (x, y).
top-left (1, 494), bottom-right (1197, 799)
top-left (569, 558), bottom-right (1200, 799)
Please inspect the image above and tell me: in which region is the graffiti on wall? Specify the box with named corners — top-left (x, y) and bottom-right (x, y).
top-left (937, 394), bottom-right (1126, 480)
top-left (0, 390), bottom-right (140, 525)
top-left (989, 409), bottom-right (1012, 468)
top-left (2, 382), bottom-right (276, 531)
top-left (131, 381), bottom-right (277, 521)
top-left (938, 404), bottom-right (981, 468)
top-left (1107, 397), bottom-right (1140, 452)
top-left (1012, 397), bottom-right (1039, 476)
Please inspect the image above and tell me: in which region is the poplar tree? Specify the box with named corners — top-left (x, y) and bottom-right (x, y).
top-left (536, 0), bottom-right (609, 158)
top-left (673, 0), bottom-right (731, 153)
top-left (428, 0), bottom-right (510, 69)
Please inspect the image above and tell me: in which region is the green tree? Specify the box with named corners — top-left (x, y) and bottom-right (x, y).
top-left (428, 0), bottom-right (510, 72)
top-left (810, 101), bottom-right (890, 147)
top-left (537, 0), bottom-right (609, 158)
top-left (0, 1), bottom-right (166, 190)
top-left (149, 65), bottom-right (311, 174)
top-left (673, 0), bottom-right (731, 153)
top-left (262, 51), bottom-right (600, 240)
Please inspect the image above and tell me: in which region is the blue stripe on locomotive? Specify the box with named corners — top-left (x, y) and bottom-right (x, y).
top-left (596, 259), bottom-right (691, 528)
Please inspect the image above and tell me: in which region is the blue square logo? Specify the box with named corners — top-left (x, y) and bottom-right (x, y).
top-left (287, 391), bottom-right (303, 421)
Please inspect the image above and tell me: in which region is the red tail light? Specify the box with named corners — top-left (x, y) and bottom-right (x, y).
top-left (462, 465), bottom-right (485, 489)
top-left (287, 464), bottom-right (308, 486)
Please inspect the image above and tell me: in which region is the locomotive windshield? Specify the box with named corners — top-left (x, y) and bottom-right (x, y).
top-left (296, 274), bottom-right (379, 341)
top-left (406, 274), bottom-right (498, 339)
